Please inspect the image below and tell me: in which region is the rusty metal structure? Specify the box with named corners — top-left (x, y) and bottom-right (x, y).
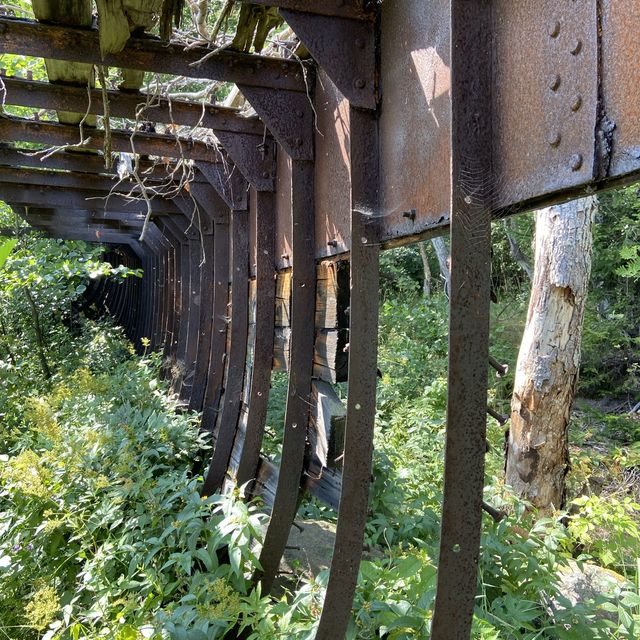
top-left (1, 1), bottom-right (639, 637)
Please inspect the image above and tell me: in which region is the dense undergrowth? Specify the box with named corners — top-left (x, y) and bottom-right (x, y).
top-left (1, 186), bottom-right (640, 639)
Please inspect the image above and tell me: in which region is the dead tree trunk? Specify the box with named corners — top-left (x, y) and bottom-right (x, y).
top-left (431, 236), bottom-right (450, 296)
top-left (418, 241), bottom-right (432, 297)
top-left (505, 197), bottom-right (596, 510)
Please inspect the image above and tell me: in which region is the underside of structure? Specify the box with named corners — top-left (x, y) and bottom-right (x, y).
top-left (1, 1), bottom-right (639, 638)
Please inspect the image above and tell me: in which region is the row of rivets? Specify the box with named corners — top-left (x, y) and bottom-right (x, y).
top-left (546, 14), bottom-right (584, 172)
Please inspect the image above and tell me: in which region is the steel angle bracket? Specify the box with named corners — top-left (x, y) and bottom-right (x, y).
top-left (213, 131), bottom-right (276, 192)
top-left (238, 84), bottom-right (315, 161)
top-left (431, 2), bottom-right (493, 639)
top-left (277, 7), bottom-right (376, 109)
top-left (201, 206), bottom-right (250, 495)
top-left (315, 107), bottom-right (380, 640)
top-left (196, 162), bottom-right (249, 212)
top-left (255, 160), bottom-right (316, 593)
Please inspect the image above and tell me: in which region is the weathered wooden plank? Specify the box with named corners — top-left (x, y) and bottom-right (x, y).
top-left (1, 76), bottom-right (265, 136)
top-left (0, 116), bottom-right (222, 163)
top-left (0, 18), bottom-right (307, 93)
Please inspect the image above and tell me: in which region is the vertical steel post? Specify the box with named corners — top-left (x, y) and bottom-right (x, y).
top-left (316, 106), bottom-right (380, 640)
top-left (431, 1), bottom-right (493, 638)
top-left (255, 160), bottom-right (316, 592)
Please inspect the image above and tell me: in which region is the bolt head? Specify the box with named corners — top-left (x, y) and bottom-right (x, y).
top-left (548, 74), bottom-right (561, 91)
top-left (548, 20), bottom-right (561, 38)
top-left (571, 39), bottom-right (583, 55)
top-left (294, 137), bottom-right (303, 147)
top-left (569, 153), bottom-right (583, 171)
top-left (262, 171), bottom-right (270, 179)
top-left (548, 131), bottom-right (562, 147)
top-left (295, 109), bottom-right (304, 118)
top-left (354, 78), bottom-right (366, 89)
top-left (571, 94), bottom-right (583, 112)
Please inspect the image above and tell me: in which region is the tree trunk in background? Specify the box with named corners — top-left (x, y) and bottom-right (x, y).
top-left (503, 217), bottom-right (534, 281)
top-left (505, 197), bottom-right (596, 510)
top-left (418, 241), bottom-right (432, 297)
top-left (431, 236), bottom-right (450, 296)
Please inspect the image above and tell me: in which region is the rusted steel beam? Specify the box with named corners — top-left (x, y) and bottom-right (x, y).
top-left (316, 107), bottom-right (380, 639)
top-left (256, 160), bottom-right (316, 592)
top-left (200, 215), bottom-right (231, 437)
top-left (431, 2), bottom-right (493, 638)
top-left (278, 8), bottom-right (376, 109)
top-left (202, 206), bottom-right (249, 494)
top-left (0, 145), bottom-right (207, 182)
top-left (154, 218), bottom-right (183, 379)
top-left (241, 0), bottom-right (374, 21)
top-left (189, 230), bottom-right (215, 412)
top-left (0, 18), bottom-right (307, 93)
top-left (1, 76), bottom-right (265, 137)
top-left (235, 191), bottom-right (276, 486)
top-left (0, 116), bottom-right (222, 163)
top-left (0, 164), bottom-right (172, 196)
top-left (0, 183), bottom-right (181, 216)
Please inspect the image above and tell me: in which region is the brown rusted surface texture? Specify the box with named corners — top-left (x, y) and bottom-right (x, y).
top-left (600, 0), bottom-right (640, 180)
top-left (314, 69), bottom-right (352, 258)
top-left (491, 0), bottom-right (597, 208)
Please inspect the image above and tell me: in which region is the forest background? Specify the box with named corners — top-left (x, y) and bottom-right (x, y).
top-left (0, 1), bottom-right (639, 639)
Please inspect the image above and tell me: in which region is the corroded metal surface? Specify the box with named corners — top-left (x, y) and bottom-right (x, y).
top-left (431, 2), bottom-right (493, 637)
top-left (202, 207), bottom-right (249, 494)
top-left (256, 160), bottom-right (316, 593)
top-left (316, 106), bottom-right (380, 639)
top-left (600, 0), bottom-right (640, 180)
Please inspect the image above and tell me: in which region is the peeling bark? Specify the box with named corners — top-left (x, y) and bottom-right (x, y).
top-left (418, 241), bottom-right (432, 297)
top-left (505, 197), bottom-right (596, 511)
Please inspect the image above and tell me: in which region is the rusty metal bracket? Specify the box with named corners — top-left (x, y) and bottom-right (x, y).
top-left (196, 162), bottom-right (250, 211)
top-left (238, 85), bottom-right (315, 161)
top-left (278, 8), bottom-right (376, 109)
top-left (213, 132), bottom-right (276, 192)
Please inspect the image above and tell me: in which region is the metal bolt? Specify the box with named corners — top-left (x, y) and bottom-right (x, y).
top-left (571, 39), bottom-right (583, 55)
top-left (327, 239), bottom-right (338, 247)
top-left (571, 94), bottom-right (583, 112)
top-left (548, 74), bottom-right (561, 91)
top-left (281, 62), bottom-right (289, 72)
top-left (354, 78), bottom-right (366, 89)
top-left (294, 137), bottom-right (303, 147)
top-left (548, 21), bottom-right (561, 38)
top-left (295, 109), bottom-right (304, 118)
top-left (262, 171), bottom-right (270, 179)
top-left (355, 37), bottom-right (365, 50)
top-left (281, 253), bottom-right (290, 260)
top-left (570, 153), bottom-right (583, 171)
top-left (548, 131), bottom-right (561, 147)
top-left (208, 107), bottom-right (218, 115)
top-left (402, 208), bottom-right (417, 221)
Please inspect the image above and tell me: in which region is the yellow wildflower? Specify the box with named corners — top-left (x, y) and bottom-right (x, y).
top-left (24, 584), bottom-right (60, 631)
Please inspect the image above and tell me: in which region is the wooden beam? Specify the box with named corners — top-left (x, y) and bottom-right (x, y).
top-left (0, 116), bottom-right (222, 163)
top-left (0, 18), bottom-right (307, 93)
top-left (0, 164), bottom-right (174, 195)
top-left (0, 145), bottom-right (209, 181)
top-left (0, 183), bottom-right (181, 215)
top-left (1, 76), bottom-right (265, 137)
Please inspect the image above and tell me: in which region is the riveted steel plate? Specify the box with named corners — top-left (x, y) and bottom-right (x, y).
top-left (600, 0), bottom-right (640, 179)
top-left (492, 0), bottom-right (598, 208)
